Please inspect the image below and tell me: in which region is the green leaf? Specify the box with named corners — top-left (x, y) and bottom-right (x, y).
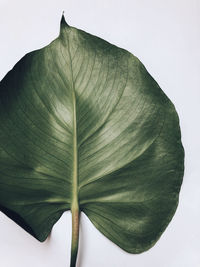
top-left (0, 15), bottom-right (184, 265)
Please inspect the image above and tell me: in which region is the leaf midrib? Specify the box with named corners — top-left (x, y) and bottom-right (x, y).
top-left (64, 26), bottom-right (79, 209)
top-left (72, 88), bottom-right (78, 208)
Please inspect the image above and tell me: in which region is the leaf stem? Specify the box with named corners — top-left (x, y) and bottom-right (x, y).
top-left (70, 203), bottom-right (80, 267)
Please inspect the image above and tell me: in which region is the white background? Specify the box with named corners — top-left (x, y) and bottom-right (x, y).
top-left (0, 0), bottom-right (199, 266)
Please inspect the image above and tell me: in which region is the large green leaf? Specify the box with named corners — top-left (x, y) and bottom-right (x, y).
top-left (0, 16), bottom-right (184, 265)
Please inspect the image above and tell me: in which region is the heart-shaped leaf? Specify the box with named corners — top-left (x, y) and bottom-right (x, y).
top-left (0, 16), bottom-right (184, 266)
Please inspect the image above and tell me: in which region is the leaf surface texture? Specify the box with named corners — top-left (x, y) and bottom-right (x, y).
top-left (0, 17), bottom-right (184, 253)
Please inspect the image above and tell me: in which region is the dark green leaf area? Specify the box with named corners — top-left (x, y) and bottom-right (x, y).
top-left (81, 103), bottom-right (184, 253)
top-left (0, 17), bottom-right (184, 252)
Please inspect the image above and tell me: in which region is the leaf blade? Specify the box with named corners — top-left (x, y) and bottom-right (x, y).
top-left (0, 16), bottom-right (184, 255)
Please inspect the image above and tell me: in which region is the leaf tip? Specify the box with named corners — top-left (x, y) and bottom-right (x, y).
top-left (60, 11), bottom-right (69, 27)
